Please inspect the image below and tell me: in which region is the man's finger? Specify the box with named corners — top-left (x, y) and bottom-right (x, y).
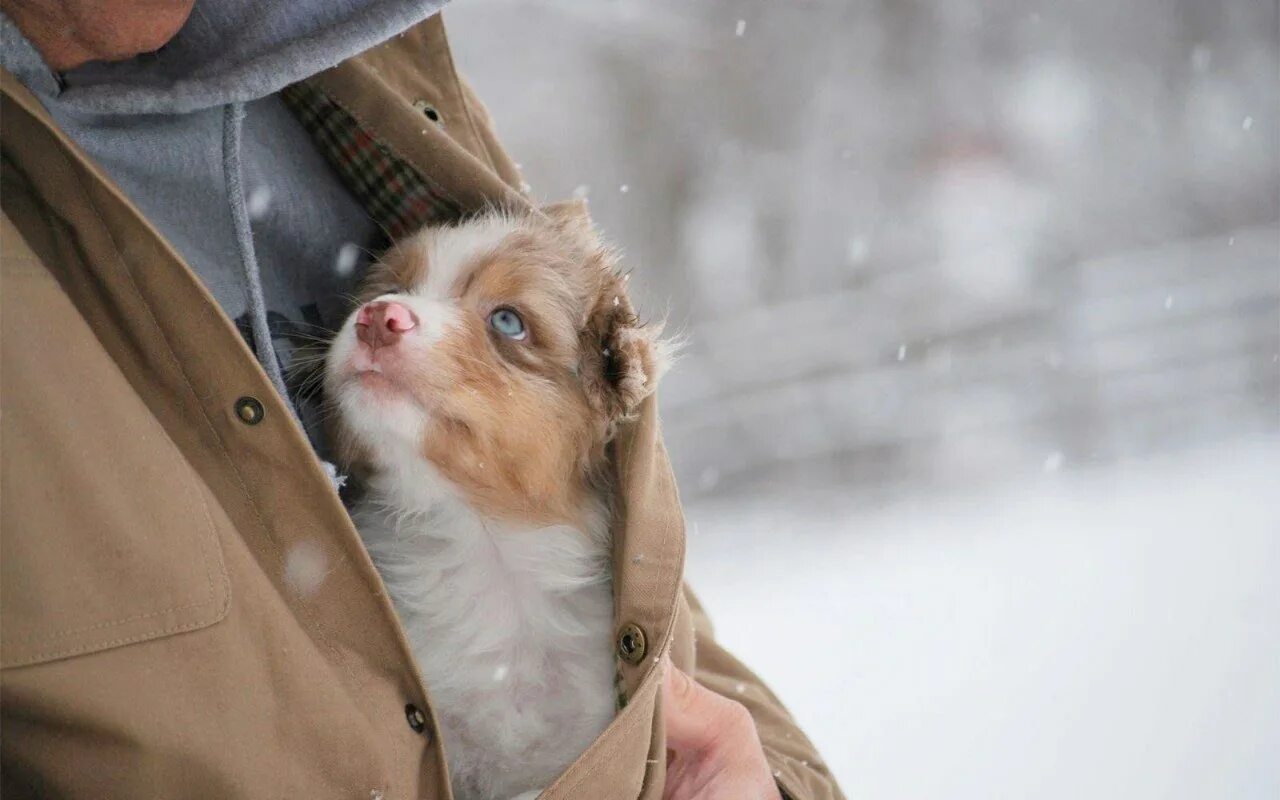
top-left (662, 657), bottom-right (754, 754)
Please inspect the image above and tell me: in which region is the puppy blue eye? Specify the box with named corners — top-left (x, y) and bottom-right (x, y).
top-left (488, 307), bottom-right (527, 340)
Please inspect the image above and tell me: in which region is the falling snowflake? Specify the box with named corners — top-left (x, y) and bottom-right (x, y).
top-left (1190, 44), bottom-right (1212, 73)
top-left (572, 184), bottom-right (591, 199)
top-left (283, 540), bottom-right (328, 598)
top-left (1043, 451), bottom-right (1064, 472)
top-left (619, 184), bottom-right (630, 193)
top-left (321, 461), bottom-right (347, 490)
top-left (492, 665), bottom-right (509, 682)
top-left (846, 236), bottom-right (870, 265)
top-left (334, 242), bottom-right (361, 277)
top-left (735, 19), bottom-right (746, 37)
top-left (1242, 116), bottom-right (1254, 131)
top-left (246, 186), bottom-right (272, 220)
top-left (897, 344), bottom-right (907, 362)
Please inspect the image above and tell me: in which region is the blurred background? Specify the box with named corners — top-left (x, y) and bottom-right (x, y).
top-left (448, 1), bottom-right (1279, 797)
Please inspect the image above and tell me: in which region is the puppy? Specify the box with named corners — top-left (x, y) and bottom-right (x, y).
top-left (323, 203), bottom-right (666, 800)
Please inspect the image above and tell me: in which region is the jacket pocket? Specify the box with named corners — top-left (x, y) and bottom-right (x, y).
top-left (0, 260), bottom-right (231, 668)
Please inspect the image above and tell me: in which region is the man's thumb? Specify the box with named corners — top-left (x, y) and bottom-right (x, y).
top-left (663, 657), bottom-right (745, 753)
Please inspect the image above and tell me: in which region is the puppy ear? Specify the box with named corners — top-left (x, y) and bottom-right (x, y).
top-left (541, 199), bottom-right (601, 249)
top-left (579, 274), bottom-right (668, 426)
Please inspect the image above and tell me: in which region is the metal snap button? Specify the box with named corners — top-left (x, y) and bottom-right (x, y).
top-left (234, 396), bottom-right (265, 425)
top-left (617, 622), bottom-right (647, 665)
top-left (405, 703), bottom-right (428, 734)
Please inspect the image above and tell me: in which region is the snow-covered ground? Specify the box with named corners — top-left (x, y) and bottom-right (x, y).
top-left (686, 438), bottom-right (1280, 799)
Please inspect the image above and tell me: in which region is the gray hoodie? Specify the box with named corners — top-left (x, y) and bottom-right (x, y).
top-left (1, 0), bottom-right (448, 461)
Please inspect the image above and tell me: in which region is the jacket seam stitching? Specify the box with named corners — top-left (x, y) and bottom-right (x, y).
top-left (434, 16), bottom-right (501, 174)
top-left (6, 437), bottom-right (234, 646)
top-left (547, 691), bottom-right (651, 798)
top-left (4, 596), bottom-right (218, 644)
top-left (41, 138), bottom-right (356, 684)
top-left (0, 195), bottom-right (230, 657)
top-left (9, 616), bottom-right (235, 668)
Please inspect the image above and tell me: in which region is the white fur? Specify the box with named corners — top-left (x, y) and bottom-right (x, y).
top-left (352, 461), bottom-right (617, 800)
top-left (420, 215), bottom-right (522, 297)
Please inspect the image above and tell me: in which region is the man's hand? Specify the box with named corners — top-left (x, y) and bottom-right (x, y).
top-left (662, 658), bottom-right (783, 800)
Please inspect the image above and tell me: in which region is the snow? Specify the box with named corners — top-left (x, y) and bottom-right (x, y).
top-left (1190, 45), bottom-right (1212, 74)
top-left (1004, 58), bottom-right (1095, 151)
top-left (334, 242), bottom-right (362, 277)
top-left (283, 540), bottom-right (329, 598)
top-left (320, 460), bottom-right (347, 491)
top-left (686, 439), bottom-right (1280, 799)
top-left (845, 236), bottom-right (870, 265)
top-left (735, 19), bottom-right (746, 37)
top-left (246, 186), bottom-right (272, 220)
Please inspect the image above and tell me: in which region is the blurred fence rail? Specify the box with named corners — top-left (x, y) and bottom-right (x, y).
top-left (662, 228), bottom-right (1278, 497)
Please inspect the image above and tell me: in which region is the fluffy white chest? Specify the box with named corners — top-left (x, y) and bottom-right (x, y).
top-left (352, 480), bottom-right (617, 800)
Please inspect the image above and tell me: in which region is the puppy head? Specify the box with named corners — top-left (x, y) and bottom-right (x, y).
top-left (324, 203), bottom-right (666, 525)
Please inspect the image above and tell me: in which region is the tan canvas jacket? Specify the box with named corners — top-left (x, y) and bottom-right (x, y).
top-left (0, 14), bottom-right (841, 800)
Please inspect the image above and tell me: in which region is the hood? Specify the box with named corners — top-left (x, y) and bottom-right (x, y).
top-left (2, 0), bottom-right (448, 114)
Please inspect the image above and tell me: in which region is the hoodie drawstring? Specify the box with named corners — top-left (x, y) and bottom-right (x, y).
top-left (221, 102), bottom-right (345, 492)
top-left (221, 102), bottom-right (298, 419)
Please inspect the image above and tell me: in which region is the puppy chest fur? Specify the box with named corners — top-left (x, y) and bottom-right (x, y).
top-left (323, 205), bottom-right (665, 800)
top-left (354, 470), bottom-right (616, 800)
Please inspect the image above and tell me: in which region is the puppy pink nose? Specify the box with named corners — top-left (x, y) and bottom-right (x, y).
top-left (355, 300), bottom-right (418, 349)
